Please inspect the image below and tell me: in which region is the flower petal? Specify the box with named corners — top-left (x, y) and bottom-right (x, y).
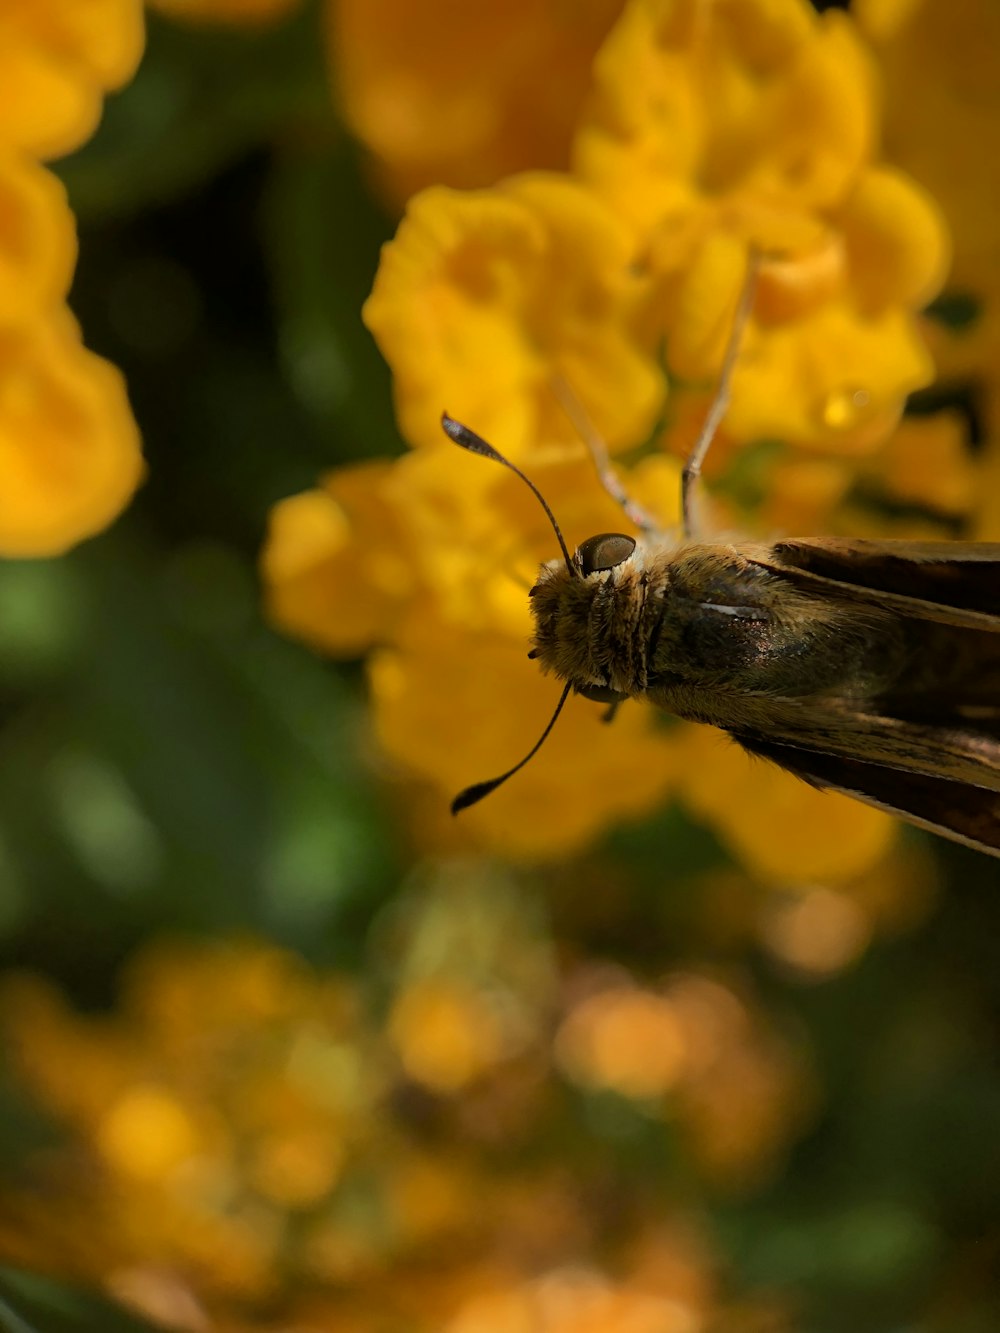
top-left (0, 314), bottom-right (144, 557)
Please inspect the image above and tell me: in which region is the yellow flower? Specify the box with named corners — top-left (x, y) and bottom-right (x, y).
top-left (327, 0), bottom-right (624, 207)
top-left (0, 0), bottom-right (144, 159)
top-left (267, 0), bottom-right (955, 870)
top-left (0, 313), bottom-right (144, 557)
top-left (573, 0), bottom-right (946, 453)
top-left (865, 410), bottom-right (976, 518)
top-left (362, 175), bottom-right (663, 456)
top-left (677, 725), bottom-right (895, 884)
top-left (261, 460), bottom-right (409, 656)
top-left (0, 2), bottom-right (145, 556)
top-left (0, 153), bottom-right (76, 326)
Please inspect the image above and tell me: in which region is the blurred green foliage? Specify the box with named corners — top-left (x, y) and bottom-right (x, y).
top-left (0, 1270), bottom-right (161, 1333)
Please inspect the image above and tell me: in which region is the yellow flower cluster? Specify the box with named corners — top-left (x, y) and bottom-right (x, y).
top-left (0, 0), bottom-right (145, 557)
top-left (0, 902), bottom-right (801, 1330)
top-left (263, 0), bottom-right (951, 870)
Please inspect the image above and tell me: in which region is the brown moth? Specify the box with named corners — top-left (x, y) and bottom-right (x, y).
top-left (442, 260), bottom-right (1000, 858)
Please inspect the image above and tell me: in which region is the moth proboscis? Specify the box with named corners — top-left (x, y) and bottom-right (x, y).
top-left (442, 254), bottom-right (1000, 859)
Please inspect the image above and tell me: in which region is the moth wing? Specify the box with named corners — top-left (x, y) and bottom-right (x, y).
top-left (735, 708), bottom-right (1000, 791)
top-left (757, 538), bottom-right (1000, 630)
top-left (710, 537), bottom-right (1000, 854)
top-left (735, 730), bottom-right (1000, 859)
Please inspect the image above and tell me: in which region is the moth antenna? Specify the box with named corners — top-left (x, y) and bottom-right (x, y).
top-left (441, 413), bottom-right (577, 577)
top-left (451, 681), bottom-right (573, 814)
top-left (681, 247), bottom-right (760, 538)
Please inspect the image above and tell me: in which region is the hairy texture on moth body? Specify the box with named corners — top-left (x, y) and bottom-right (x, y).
top-left (529, 540), bottom-right (910, 731)
top-left (529, 540), bottom-right (667, 696)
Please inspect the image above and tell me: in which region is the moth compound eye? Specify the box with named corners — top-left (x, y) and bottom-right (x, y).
top-left (577, 533), bottom-right (637, 576)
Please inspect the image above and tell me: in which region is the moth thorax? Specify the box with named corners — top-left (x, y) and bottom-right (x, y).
top-left (529, 557), bottom-right (651, 696)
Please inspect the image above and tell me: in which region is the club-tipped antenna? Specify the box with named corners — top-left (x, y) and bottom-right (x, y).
top-left (441, 413), bottom-right (577, 577)
top-left (451, 680), bottom-right (573, 814)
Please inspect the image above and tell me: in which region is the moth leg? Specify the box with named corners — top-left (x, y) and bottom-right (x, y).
top-left (550, 372), bottom-right (664, 539)
top-left (681, 248), bottom-right (759, 540)
top-left (601, 700), bottom-right (623, 724)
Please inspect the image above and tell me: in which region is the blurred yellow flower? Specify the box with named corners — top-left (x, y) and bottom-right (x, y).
top-left (677, 726), bottom-right (896, 884)
top-left (97, 1084), bottom-right (203, 1183)
top-left (0, 154), bottom-right (76, 325)
top-left (856, 0), bottom-right (1000, 540)
top-left (757, 885), bottom-right (872, 980)
top-left (555, 983), bottom-right (687, 1100)
top-left (0, 0), bottom-right (144, 159)
top-left (389, 977), bottom-right (516, 1092)
top-left (0, 0), bottom-right (145, 556)
top-left (866, 410), bottom-right (976, 518)
top-left (327, 0), bottom-right (624, 206)
top-left (0, 939), bottom-right (386, 1313)
top-left (262, 460), bottom-right (407, 656)
top-left (445, 1267), bottom-right (702, 1333)
top-left (0, 313), bottom-right (144, 557)
top-left (555, 970), bottom-right (812, 1188)
top-left (0, 919), bottom-right (804, 1331)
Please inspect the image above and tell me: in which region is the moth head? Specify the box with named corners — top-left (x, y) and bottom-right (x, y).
top-left (528, 531), bottom-right (638, 690)
top-left (441, 413), bottom-right (634, 812)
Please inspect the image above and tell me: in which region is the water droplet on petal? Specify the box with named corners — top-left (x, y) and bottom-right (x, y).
top-left (821, 386), bottom-right (872, 432)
